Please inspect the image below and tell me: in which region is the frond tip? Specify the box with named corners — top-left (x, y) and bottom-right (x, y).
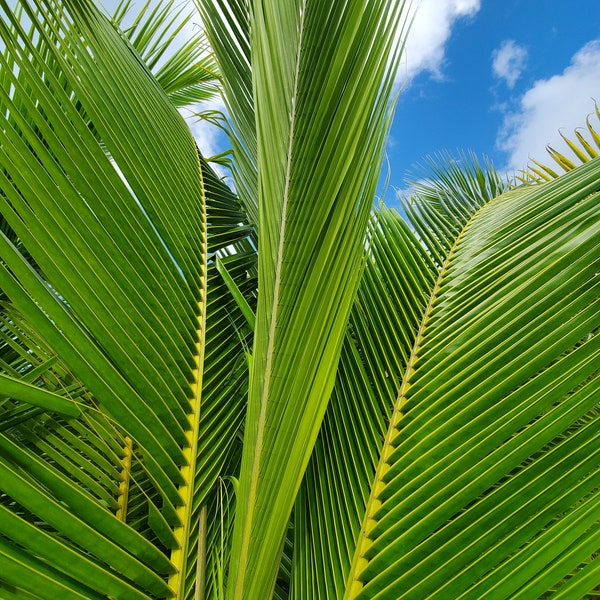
top-left (518, 102), bottom-right (600, 182)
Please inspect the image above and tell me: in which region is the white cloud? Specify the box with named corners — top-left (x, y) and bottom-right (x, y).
top-left (497, 40), bottom-right (600, 172)
top-left (492, 40), bottom-right (528, 88)
top-left (397, 0), bottom-right (480, 85)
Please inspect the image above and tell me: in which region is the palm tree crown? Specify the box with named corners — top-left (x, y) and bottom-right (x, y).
top-left (0, 1), bottom-right (598, 599)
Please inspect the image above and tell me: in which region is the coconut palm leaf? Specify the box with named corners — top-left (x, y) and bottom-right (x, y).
top-left (291, 205), bottom-right (437, 599)
top-left (289, 150), bottom-right (599, 599)
top-left (290, 153), bottom-right (507, 599)
top-left (518, 103), bottom-right (600, 183)
top-left (210, 1), bottom-right (409, 597)
top-left (0, 298), bottom-right (89, 429)
top-left (402, 151), bottom-right (510, 266)
top-left (111, 0), bottom-right (221, 109)
top-left (342, 157), bottom-right (600, 599)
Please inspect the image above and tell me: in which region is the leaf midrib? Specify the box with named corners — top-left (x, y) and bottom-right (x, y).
top-left (230, 3), bottom-right (307, 597)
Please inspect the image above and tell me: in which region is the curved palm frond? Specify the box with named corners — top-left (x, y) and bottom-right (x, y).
top-left (290, 151), bottom-right (507, 599)
top-left (2, 1), bottom-right (598, 599)
top-left (291, 205), bottom-right (437, 599)
top-left (345, 156), bottom-right (600, 599)
top-left (402, 151), bottom-right (510, 266)
top-left (0, 0), bottom-right (251, 597)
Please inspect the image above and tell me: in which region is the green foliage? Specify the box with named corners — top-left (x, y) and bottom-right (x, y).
top-left (0, 1), bottom-right (598, 599)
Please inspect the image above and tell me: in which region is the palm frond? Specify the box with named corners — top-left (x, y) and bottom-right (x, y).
top-left (290, 149), bottom-right (511, 597)
top-left (291, 204), bottom-right (438, 598)
top-left (401, 151), bottom-right (510, 266)
top-left (111, 0), bottom-right (221, 109)
top-left (346, 156), bottom-right (600, 599)
top-left (3, 2), bottom-right (598, 599)
top-left (221, 1), bottom-right (409, 596)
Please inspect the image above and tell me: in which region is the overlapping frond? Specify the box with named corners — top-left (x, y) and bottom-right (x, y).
top-left (0, 300), bottom-right (82, 423)
top-left (291, 206), bottom-right (437, 599)
top-left (1, 0), bottom-right (258, 596)
top-left (2, 2), bottom-right (597, 599)
top-left (402, 151), bottom-right (510, 266)
top-left (0, 0), bottom-right (212, 596)
top-left (290, 150), bottom-right (509, 598)
top-left (0, 292), bottom-right (174, 599)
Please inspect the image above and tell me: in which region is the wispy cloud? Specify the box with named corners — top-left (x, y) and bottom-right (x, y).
top-left (397, 0), bottom-right (481, 86)
top-left (492, 40), bottom-right (528, 88)
top-left (497, 39), bottom-right (600, 172)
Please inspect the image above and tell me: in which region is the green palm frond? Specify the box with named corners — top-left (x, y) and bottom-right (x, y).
top-left (1, 0), bottom-right (257, 596)
top-left (292, 205), bottom-right (438, 599)
top-left (290, 151), bottom-right (510, 598)
top-left (0, 0), bottom-right (236, 597)
top-left (345, 157), bottom-right (600, 599)
top-left (220, 1), bottom-right (409, 597)
top-left (0, 299), bottom-right (87, 426)
top-left (401, 151), bottom-right (510, 266)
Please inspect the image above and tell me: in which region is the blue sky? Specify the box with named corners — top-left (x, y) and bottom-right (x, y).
top-left (384, 0), bottom-right (600, 201)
